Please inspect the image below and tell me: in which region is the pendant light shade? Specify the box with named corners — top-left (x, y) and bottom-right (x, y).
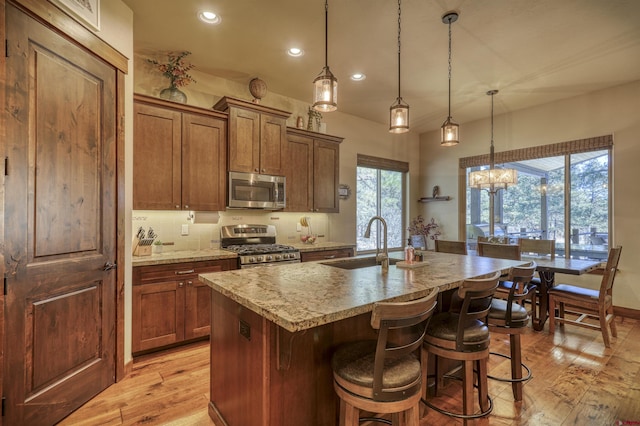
top-left (441, 11), bottom-right (459, 146)
top-left (389, 0), bottom-right (409, 133)
top-left (312, 0), bottom-right (337, 112)
top-left (468, 90), bottom-right (518, 191)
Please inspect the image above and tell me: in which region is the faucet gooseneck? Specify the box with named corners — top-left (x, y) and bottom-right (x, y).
top-left (364, 216), bottom-right (389, 271)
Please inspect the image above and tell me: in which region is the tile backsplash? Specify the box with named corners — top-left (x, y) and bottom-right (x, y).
top-left (132, 210), bottom-right (330, 252)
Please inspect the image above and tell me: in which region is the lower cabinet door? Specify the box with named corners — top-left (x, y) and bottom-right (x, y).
top-left (184, 279), bottom-right (212, 340)
top-left (132, 280), bottom-right (186, 353)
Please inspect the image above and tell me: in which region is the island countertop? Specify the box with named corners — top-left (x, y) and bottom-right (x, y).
top-left (199, 251), bottom-right (525, 333)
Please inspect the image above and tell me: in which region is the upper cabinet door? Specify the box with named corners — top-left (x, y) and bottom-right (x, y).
top-left (133, 103), bottom-right (182, 210)
top-left (182, 113), bottom-right (227, 211)
top-left (259, 113), bottom-right (287, 175)
top-left (284, 133), bottom-right (314, 212)
top-left (313, 139), bottom-right (340, 213)
top-left (228, 107), bottom-right (260, 173)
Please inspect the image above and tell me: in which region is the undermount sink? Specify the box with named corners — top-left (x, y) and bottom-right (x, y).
top-left (321, 256), bottom-right (401, 270)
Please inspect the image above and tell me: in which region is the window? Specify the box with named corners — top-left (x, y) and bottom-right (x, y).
top-left (462, 135), bottom-right (612, 260)
top-left (356, 154), bottom-right (408, 254)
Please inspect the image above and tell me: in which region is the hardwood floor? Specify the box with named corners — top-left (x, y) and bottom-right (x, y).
top-left (60, 317), bottom-right (640, 425)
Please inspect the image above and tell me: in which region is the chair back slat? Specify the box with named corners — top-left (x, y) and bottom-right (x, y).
top-left (435, 239), bottom-right (468, 255)
top-left (600, 246), bottom-right (622, 299)
top-left (371, 291), bottom-right (438, 401)
top-left (519, 238), bottom-right (555, 259)
top-left (478, 242), bottom-right (521, 260)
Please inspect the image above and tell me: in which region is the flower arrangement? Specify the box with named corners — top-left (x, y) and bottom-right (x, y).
top-left (147, 51), bottom-right (196, 88)
top-left (408, 216), bottom-right (441, 240)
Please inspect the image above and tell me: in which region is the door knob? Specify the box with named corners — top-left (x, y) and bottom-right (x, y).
top-left (103, 262), bottom-right (117, 271)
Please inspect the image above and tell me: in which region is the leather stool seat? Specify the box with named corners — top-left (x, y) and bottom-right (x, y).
top-left (332, 341), bottom-right (421, 396)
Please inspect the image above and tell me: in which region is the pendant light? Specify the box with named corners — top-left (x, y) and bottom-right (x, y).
top-left (312, 0), bottom-right (338, 112)
top-left (468, 90), bottom-right (518, 235)
top-left (389, 0), bottom-right (409, 133)
top-left (441, 11), bottom-right (459, 146)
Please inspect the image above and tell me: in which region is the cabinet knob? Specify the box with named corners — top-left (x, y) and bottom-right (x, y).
top-left (254, 168), bottom-right (259, 173)
top-left (187, 280), bottom-right (193, 286)
top-left (178, 282), bottom-right (184, 288)
top-left (184, 205), bottom-right (189, 209)
top-left (175, 205), bottom-right (180, 209)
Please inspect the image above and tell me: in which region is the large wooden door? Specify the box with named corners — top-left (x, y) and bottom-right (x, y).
top-left (4, 4), bottom-right (117, 425)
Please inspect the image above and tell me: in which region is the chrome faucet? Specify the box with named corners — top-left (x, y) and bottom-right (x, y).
top-left (364, 216), bottom-right (389, 271)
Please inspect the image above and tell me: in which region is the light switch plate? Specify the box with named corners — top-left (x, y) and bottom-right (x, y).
top-left (181, 224), bottom-right (189, 235)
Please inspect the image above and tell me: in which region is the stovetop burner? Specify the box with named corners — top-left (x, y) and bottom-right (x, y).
top-left (225, 244), bottom-right (297, 255)
top-left (221, 224), bottom-right (301, 267)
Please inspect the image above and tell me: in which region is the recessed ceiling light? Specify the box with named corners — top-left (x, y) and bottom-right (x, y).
top-left (350, 73), bottom-right (366, 81)
top-left (198, 10), bottom-right (221, 25)
top-left (287, 47), bottom-right (304, 57)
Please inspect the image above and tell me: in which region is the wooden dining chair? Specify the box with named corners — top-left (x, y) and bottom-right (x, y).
top-left (477, 242), bottom-right (521, 260)
top-left (332, 291), bottom-right (438, 425)
top-left (435, 240), bottom-right (468, 255)
top-left (518, 238), bottom-right (555, 259)
top-left (548, 246), bottom-right (622, 348)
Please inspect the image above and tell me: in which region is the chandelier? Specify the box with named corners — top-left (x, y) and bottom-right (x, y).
top-left (468, 90), bottom-right (518, 192)
top-left (312, 0), bottom-right (338, 112)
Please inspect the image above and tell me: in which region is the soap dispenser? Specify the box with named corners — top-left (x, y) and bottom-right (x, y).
top-left (404, 237), bottom-right (415, 264)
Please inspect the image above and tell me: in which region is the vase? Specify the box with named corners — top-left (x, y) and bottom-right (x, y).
top-left (159, 86), bottom-right (187, 103)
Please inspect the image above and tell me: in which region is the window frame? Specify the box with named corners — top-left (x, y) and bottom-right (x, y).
top-left (459, 135), bottom-right (613, 259)
top-left (356, 154), bottom-right (408, 255)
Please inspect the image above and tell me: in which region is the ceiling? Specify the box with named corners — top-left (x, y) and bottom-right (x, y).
top-left (122, 0), bottom-right (640, 134)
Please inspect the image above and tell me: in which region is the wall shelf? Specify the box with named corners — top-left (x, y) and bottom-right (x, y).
top-left (418, 196), bottom-right (451, 203)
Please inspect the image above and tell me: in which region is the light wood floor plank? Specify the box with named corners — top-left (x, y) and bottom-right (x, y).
top-left (59, 319), bottom-right (639, 425)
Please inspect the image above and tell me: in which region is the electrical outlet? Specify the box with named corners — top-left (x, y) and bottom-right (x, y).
top-left (181, 224), bottom-right (189, 235)
top-left (296, 223), bottom-right (302, 232)
top-left (239, 320), bottom-right (251, 341)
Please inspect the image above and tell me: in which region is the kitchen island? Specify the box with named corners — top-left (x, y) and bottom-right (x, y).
top-left (199, 252), bottom-right (525, 426)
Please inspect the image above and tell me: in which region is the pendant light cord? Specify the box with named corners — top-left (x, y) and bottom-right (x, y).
top-left (397, 0), bottom-right (402, 99)
top-left (490, 91), bottom-right (495, 169)
top-left (324, 0), bottom-right (329, 68)
top-left (447, 17), bottom-right (452, 119)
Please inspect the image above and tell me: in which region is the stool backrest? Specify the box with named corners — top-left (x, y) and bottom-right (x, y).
top-left (370, 291), bottom-right (438, 401)
top-left (519, 238), bottom-right (555, 259)
top-left (502, 262), bottom-right (537, 326)
top-left (450, 271), bottom-right (501, 351)
top-left (478, 242), bottom-right (521, 260)
top-left (435, 239), bottom-right (468, 255)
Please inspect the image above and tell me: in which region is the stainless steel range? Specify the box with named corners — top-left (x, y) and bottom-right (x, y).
top-left (221, 224), bottom-right (300, 268)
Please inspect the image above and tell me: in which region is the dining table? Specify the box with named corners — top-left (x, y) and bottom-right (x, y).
top-left (523, 256), bottom-right (602, 331)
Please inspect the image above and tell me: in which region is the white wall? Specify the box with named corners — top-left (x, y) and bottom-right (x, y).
top-left (418, 81), bottom-right (640, 310)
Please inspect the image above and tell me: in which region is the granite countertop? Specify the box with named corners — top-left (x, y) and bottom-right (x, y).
top-left (289, 241), bottom-right (356, 252)
top-left (199, 251), bottom-right (525, 333)
top-left (131, 249), bottom-right (237, 267)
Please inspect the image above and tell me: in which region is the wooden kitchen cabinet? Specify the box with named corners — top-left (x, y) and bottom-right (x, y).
top-left (285, 127), bottom-right (343, 213)
top-left (132, 258), bottom-right (237, 355)
top-left (213, 96), bottom-right (290, 175)
top-left (133, 94), bottom-right (227, 210)
top-left (300, 247), bottom-right (354, 262)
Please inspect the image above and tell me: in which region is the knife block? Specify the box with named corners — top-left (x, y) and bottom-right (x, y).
top-left (132, 237), bottom-right (152, 256)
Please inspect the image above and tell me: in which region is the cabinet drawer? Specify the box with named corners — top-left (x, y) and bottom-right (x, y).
top-left (134, 259), bottom-right (236, 284)
top-left (300, 248), bottom-right (354, 262)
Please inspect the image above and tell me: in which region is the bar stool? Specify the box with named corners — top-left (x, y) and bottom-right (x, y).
top-left (331, 291), bottom-right (438, 426)
top-left (487, 262), bottom-right (537, 401)
top-left (421, 272), bottom-right (500, 423)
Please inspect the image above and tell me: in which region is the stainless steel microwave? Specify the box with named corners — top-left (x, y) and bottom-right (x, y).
top-left (227, 171), bottom-right (286, 210)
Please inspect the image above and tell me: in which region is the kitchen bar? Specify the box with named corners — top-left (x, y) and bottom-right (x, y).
top-left (199, 251), bottom-right (526, 425)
